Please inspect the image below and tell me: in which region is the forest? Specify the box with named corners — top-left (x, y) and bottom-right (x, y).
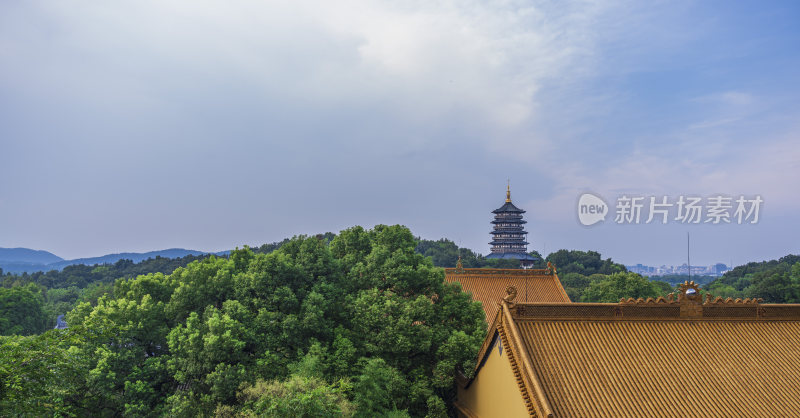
top-left (1, 227), bottom-right (798, 416)
top-left (1, 226), bottom-right (484, 416)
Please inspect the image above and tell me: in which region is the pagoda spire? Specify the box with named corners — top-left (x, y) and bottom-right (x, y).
top-left (506, 180), bottom-right (511, 203)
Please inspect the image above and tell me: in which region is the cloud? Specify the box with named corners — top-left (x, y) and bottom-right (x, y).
top-left (0, 0), bottom-right (624, 149)
top-left (1, 0), bottom-right (798, 262)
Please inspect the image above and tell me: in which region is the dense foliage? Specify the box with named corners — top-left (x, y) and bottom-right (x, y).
top-left (415, 238), bottom-right (544, 269)
top-left (705, 255), bottom-right (800, 302)
top-left (652, 274), bottom-right (716, 287)
top-left (1, 254), bottom-right (209, 290)
top-left (544, 249), bottom-right (626, 276)
top-left (0, 284), bottom-right (49, 335)
top-left (579, 272), bottom-right (668, 302)
top-left (0, 225), bottom-right (485, 417)
top-left (0, 255), bottom-right (209, 333)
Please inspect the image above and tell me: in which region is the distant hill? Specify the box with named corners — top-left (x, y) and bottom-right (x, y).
top-left (47, 249), bottom-right (209, 269)
top-left (0, 248), bottom-right (64, 265)
top-left (0, 248), bottom-right (224, 274)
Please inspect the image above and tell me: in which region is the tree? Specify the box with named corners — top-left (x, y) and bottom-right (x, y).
top-left (704, 255), bottom-right (800, 300)
top-left (559, 273), bottom-right (590, 302)
top-left (227, 375), bottom-right (354, 417)
top-left (353, 358), bottom-right (409, 416)
top-left (0, 328), bottom-right (88, 416)
top-left (0, 283), bottom-right (49, 335)
top-left (747, 272), bottom-right (798, 303)
top-left (581, 272), bottom-right (662, 302)
top-left (546, 250), bottom-right (626, 276)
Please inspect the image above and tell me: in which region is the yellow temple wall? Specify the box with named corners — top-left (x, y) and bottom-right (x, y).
top-left (456, 336), bottom-right (530, 418)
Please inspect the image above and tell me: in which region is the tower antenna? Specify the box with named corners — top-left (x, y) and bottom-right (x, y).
top-left (687, 232), bottom-right (691, 281)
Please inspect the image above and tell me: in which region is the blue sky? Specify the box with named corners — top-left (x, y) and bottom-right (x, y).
top-left (1, 0), bottom-right (798, 266)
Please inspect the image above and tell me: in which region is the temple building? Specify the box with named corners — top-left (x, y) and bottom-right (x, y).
top-left (444, 263), bottom-right (570, 326)
top-left (486, 184), bottom-right (537, 267)
top-left (454, 281), bottom-right (800, 417)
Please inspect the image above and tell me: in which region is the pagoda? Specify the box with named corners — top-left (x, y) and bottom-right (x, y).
top-left (486, 184), bottom-right (537, 267)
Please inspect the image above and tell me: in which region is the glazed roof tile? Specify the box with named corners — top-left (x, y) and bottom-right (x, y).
top-left (517, 318), bottom-right (800, 417)
top-left (444, 267), bottom-right (570, 325)
top-left (468, 281), bottom-right (800, 417)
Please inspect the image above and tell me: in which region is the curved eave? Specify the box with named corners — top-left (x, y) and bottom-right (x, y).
top-left (485, 252), bottom-right (536, 260)
top-left (492, 201), bottom-right (525, 214)
top-left (489, 241), bottom-right (531, 247)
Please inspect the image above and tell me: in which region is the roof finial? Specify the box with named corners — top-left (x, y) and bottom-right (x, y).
top-left (506, 180), bottom-right (511, 203)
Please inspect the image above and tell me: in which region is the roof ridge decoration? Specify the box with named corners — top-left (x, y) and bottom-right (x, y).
top-left (705, 295), bottom-right (763, 305)
top-left (618, 281), bottom-right (765, 318)
top-left (545, 262), bottom-right (556, 276)
top-left (501, 280), bottom-right (795, 321)
top-left (455, 256), bottom-right (464, 272)
top-left (502, 285), bottom-right (518, 308)
top-left (619, 281), bottom-right (764, 306)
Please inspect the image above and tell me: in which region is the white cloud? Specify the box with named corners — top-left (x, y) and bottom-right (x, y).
top-left (0, 0), bottom-right (625, 150)
top-left (2, 0), bottom-right (798, 262)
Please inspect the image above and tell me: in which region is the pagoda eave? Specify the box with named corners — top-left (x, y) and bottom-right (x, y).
top-left (485, 252), bottom-right (537, 260)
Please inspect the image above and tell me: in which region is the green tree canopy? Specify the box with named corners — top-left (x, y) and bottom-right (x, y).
top-left (11, 225), bottom-right (485, 417)
top-left (0, 283), bottom-right (48, 335)
top-left (545, 250), bottom-right (626, 276)
top-left (580, 272), bottom-right (664, 303)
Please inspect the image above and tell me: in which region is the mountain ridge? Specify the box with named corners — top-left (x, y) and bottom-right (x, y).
top-left (0, 247), bottom-right (64, 265)
top-left (0, 247), bottom-right (228, 274)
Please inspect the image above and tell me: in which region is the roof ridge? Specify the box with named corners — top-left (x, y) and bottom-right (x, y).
top-left (503, 281), bottom-right (800, 321)
top-left (444, 267), bottom-right (554, 275)
top-left (460, 300), bottom-right (555, 417)
top-left (500, 301), bottom-right (555, 418)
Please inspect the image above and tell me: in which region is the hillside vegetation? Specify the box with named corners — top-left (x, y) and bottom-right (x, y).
top-left (1, 226), bottom-right (484, 417)
top-left (705, 255), bottom-right (800, 302)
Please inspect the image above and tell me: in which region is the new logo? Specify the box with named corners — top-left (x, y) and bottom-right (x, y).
top-left (578, 193), bottom-right (608, 226)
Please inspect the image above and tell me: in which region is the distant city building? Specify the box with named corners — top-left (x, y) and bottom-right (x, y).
top-left (626, 263), bottom-right (730, 277)
top-left (486, 184), bottom-right (537, 267)
top-left (628, 263), bottom-right (657, 276)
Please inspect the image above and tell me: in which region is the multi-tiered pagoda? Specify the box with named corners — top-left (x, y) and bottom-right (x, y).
top-left (486, 184), bottom-right (537, 267)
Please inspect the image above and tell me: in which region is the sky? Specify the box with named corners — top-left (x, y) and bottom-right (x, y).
top-left (1, 0), bottom-right (799, 266)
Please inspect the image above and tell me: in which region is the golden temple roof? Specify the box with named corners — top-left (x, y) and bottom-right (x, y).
top-left (444, 265), bottom-right (570, 325)
top-left (460, 282), bottom-right (800, 417)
